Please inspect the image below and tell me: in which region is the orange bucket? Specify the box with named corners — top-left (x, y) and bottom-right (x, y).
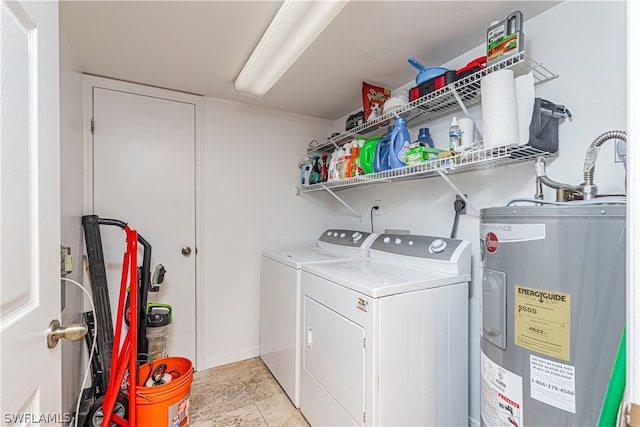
top-left (136, 357), bottom-right (194, 427)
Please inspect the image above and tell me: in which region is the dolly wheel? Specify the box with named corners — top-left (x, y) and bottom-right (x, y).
top-left (85, 393), bottom-right (128, 427)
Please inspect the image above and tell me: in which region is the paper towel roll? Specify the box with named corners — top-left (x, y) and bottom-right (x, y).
top-left (515, 72), bottom-right (535, 145)
top-left (481, 69), bottom-right (519, 148)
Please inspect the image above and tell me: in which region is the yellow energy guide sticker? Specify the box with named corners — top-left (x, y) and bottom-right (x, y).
top-left (514, 285), bottom-right (571, 361)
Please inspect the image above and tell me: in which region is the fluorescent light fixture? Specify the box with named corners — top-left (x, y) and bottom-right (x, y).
top-left (233, 0), bottom-right (348, 98)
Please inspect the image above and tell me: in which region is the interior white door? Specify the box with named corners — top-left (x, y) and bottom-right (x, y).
top-left (92, 86), bottom-right (197, 364)
top-left (0, 0), bottom-right (62, 423)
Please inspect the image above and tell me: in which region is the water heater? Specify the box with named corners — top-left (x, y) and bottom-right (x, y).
top-left (480, 203), bottom-right (626, 426)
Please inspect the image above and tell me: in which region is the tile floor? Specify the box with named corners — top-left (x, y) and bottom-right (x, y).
top-left (189, 358), bottom-right (309, 427)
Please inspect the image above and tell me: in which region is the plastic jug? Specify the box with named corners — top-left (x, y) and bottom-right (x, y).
top-left (374, 127), bottom-right (393, 172)
top-left (417, 128), bottom-right (435, 148)
top-left (360, 137), bottom-right (381, 174)
top-left (388, 117), bottom-right (411, 169)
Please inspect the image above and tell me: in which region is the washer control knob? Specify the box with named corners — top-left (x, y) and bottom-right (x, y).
top-left (429, 239), bottom-right (447, 253)
top-left (352, 234), bottom-right (362, 243)
top-left (340, 233), bottom-right (346, 238)
top-left (333, 232), bottom-right (338, 237)
top-left (383, 237), bottom-right (391, 243)
top-left (352, 232), bottom-right (361, 239)
top-left (327, 231), bottom-right (332, 236)
top-left (395, 238), bottom-right (402, 245)
top-left (408, 240), bottom-right (414, 246)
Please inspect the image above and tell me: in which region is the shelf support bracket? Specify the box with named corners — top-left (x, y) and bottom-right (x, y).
top-left (435, 169), bottom-right (479, 216)
top-left (321, 185), bottom-right (361, 219)
top-left (451, 86), bottom-right (470, 117)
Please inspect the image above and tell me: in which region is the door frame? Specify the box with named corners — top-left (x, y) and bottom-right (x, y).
top-left (82, 75), bottom-right (206, 370)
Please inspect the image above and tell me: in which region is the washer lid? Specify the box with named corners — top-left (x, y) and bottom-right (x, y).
top-left (262, 248), bottom-right (360, 269)
top-left (302, 258), bottom-right (470, 298)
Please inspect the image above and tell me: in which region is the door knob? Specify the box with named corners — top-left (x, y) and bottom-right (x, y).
top-left (181, 246), bottom-right (192, 256)
top-left (47, 319), bottom-right (88, 349)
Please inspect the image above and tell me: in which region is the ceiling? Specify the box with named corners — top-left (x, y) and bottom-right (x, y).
top-left (59, 1), bottom-right (561, 121)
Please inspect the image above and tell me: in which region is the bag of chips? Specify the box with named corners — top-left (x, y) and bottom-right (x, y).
top-left (362, 82), bottom-right (391, 122)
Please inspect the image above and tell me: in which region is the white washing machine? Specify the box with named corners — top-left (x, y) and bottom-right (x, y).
top-left (260, 229), bottom-right (377, 408)
top-left (299, 233), bottom-right (471, 427)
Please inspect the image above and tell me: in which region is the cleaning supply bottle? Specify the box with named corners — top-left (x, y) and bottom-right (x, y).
top-left (328, 148), bottom-right (339, 181)
top-left (388, 116), bottom-right (411, 169)
top-left (360, 136), bottom-right (382, 174)
top-left (339, 142), bottom-right (353, 179)
top-left (417, 128), bottom-right (434, 148)
top-left (300, 163), bottom-right (311, 186)
top-left (309, 155), bottom-right (321, 184)
top-left (320, 153), bottom-right (328, 182)
top-left (332, 145), bottom-right (346, 180)
top-left (374, 127), bottom-right (393, 172)
top-left (349, 138), bottom-right (365, 177)
top-left (449, 116), bottom-right (462, 152)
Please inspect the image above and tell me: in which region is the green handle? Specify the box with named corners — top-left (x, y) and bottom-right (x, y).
top-left (597, 327), bottom-right (626, 427)
top-left (147, 303), bottom-right (173, 323)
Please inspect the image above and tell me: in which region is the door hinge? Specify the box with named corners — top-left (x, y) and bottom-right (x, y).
top-left (91, 118), bottom-right (95, 134)
top-left (363, 337), bottom-right (366, 348)
top-left (363, 412), bottom-right (366, 423)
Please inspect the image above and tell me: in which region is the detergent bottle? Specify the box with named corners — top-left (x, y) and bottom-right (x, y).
top-left (417, 128), bottom-right (434, 148)
top-left (339, 142), bottom-right (353, 179)
top-left (360, 136), bottom-right (382, 174)
top-left (449, 117), bottom-right (462, 152)
top-left (332, 145), bottom-right (346, 180)
top-left (349, 138), bottom-right (365, 177)
top-left (388, 116), bottom-right (411, 169)
top-left (374, 127), bottom-right (393, 172)
top-left (320, 153), bottom-right (328, 182)
top-left (328, 147), bottom-right (339, 181)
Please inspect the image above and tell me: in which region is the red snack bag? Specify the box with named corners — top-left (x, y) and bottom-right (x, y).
top-left (363, 82), bottom-right (391, 122)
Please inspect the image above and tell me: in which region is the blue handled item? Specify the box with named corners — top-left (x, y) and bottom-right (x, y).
top-left (388, 117), bottom-right (411, 169)
top-left (374, 127), bottom-right (393, 172)
top-left (408, 58), bottom-right (448, 85)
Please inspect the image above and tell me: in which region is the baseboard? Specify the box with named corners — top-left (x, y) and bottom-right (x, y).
top-left (199, 345), bottom-right (260, 371)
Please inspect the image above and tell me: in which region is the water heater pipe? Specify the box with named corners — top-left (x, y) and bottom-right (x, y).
top-left (534, 156), bottom-right (581, 199)
top-left (583, 130), bottom-right (628, 200)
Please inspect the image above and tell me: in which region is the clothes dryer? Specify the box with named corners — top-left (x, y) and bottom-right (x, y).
top-left (260, 230), bottom-right (377, 408)
top-left (300, 233), bottom-right (471, 426)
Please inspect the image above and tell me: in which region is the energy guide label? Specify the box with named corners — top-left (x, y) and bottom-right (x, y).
top-left (514, 285), bottom-right (571, 361)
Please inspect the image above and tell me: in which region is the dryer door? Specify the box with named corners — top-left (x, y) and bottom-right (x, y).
top-left (303, 296), bottom-right (365, 426)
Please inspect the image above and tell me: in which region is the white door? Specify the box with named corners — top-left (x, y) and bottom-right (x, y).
top-left (0, 0), bottom-right (62, 423)
top-left (91, 85), bottom-right (197, 364)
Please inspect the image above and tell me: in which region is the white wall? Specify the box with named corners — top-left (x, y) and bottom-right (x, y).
top-left (59, 31), bottom-right (86, 421)
top-left (327, 1), bottom-right (627, 424)
top-left (201, 98), bottom-right (336, 368)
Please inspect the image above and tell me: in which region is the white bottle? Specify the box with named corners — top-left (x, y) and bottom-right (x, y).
top-left (332, 145), bottom-right (346, 180)
top-left (328, 148), bottom-right (339, 181)
top-left (449, 116), bottom-right (462, 152)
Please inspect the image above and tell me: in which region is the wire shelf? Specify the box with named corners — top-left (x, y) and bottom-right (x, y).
top-left (308, 52), bottom-right (558, 154)
top-left (297, 144), bottom-right (554, 194)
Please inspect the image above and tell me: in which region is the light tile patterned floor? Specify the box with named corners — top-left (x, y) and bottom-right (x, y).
top-left (189, 358), bottom-right (309, 427)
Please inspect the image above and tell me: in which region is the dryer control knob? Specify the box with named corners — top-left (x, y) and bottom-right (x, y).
top-left (383, 237), bottom-right (391, 243)
top-left (395, 238), bottom-right (402, 244)
top-left (352, 232), bottom-right (361, 239)
top-left (429, 239), bottom-right (447, 253)
top-left (352, 234), bottom-right (362, 243)
top-left (333, 232), bottom-right (338, 237)
top-left (327, 231), bottom-right (332, 236)
top-left (340, 233), bottom-right (346, 238)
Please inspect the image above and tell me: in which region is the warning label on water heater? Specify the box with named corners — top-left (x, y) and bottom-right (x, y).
top-left (481, 351), bottom-right (524, 427)
top-left (514, 285), bottom-right (571, 361)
